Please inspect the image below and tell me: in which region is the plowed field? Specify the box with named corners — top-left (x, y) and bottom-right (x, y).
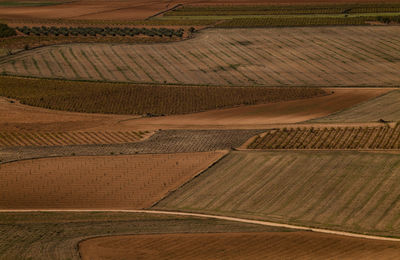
top-left (0, 151), bottom-right (226, 209)
top-left (2, 27), bottom-right (400, 86)
top-left (80, 232), bottom-right (400, 260)
top-left (155, 151), bottom-right (400, 237)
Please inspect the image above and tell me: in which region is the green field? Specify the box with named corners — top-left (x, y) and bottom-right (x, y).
top-left (310, 90), bottom-right (400, 123)
top-left (155, 151), bottom-right (400, 237)
top-left (0, 212), bottom-right (285, 260)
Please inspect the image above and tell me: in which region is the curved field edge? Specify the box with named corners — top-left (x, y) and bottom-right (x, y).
top-left (0, 151), bottom-right (228, 209)
top-left (1, 27), bottom-right (400, 87)
top-left (0, 211), bottom-right (285, 260)
top-left (79, 231), bottom-right (400, 260)
top-left (308, 89), bottom-right (400, 123)
top-left (0, 76), bottom-right (327, 115)
top-left (154, 150), bottom-right (400, 238)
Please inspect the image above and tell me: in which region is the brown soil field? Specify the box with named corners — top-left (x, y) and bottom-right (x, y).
top-left (0, 130), bottom-right (263, 163)
top-left (2, 27), bottom-right (400, 86)
top-left (118, 88), bottom-right (390, 130)
top-left (1, 87), bottom-right (388, 132)
top-left (310, 89), bottom-right (400, 123)
top-left (248, 123), bottom-right (400, 150)
top-left (155, 151), bottom-right (400, 237)
top-left (0, 151), bottom-right (226, 209)
top-left (0, 212), bottom-right (283, 260)
top-left (0, 0), bottom-right (397, 21)
top-left (0, 130), bottom-right (149, 147)
top-left (80, 231), bottom-right (400, 260)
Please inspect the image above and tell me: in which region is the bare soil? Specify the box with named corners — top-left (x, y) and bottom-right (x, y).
top-left (79, 231), bottom-right (400, 260)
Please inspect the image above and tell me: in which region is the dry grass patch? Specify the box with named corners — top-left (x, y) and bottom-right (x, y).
top-left (155, 151), bottom-right (400, 237)
top-left (80, 231), bottom-right (400, 260)
top-left (1, 27), bottom-right (400, 86)
top-left (0, 151), bottom-right (226, 209)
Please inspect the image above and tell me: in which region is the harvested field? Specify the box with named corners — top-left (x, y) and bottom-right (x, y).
top-left (80, 231), bottom-right (400, 260)
top-left (155, 151), bottom-right (400, 237)
top-left (1, 27), bottom-right (400, 86)
top-left (122, 88), bottom-right (390, 130)
top-left (0, 130), bottom-right (263, 162)
top-left (248, 123), bottom-right (400, 150)
top-left (310, 90), bottom-right (400, 123)
top-left (0, 76), bottom-right (327, 116)
top-left (0, 151), bottom-right (226, 209)
top-left (0, 212), bottom-right (282, 260)
top-left (0, 131), bottom-right (149, 147)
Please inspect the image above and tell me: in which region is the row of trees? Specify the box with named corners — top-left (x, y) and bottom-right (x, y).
top-left (377, 16), bottom-right (400, 24)
top-left (0, 23), bottom-right (16, 38)
top-left (15, 26), bottom-right (185, 37)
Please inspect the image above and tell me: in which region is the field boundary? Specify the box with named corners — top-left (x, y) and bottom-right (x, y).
top-left (1, 209), bottom-right (400, 242)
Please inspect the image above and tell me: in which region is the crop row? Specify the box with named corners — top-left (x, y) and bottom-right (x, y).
top-left (15, 26), bottom-right (185, 37)
top-left (0, 131), bottom-right (148, 147)
top-left (377, 16), bottom-right (400, 24)
top-left (248, 124), bottom-right (400, 150)
top-left (168, 3), bottom-right (400, 16)
top-left (0, 77), bottom-right (326, 115)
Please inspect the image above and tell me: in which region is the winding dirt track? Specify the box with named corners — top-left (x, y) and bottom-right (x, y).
top-left (2, 209), bottom-right (400, 242)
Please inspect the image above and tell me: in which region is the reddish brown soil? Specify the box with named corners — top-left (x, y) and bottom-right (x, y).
top-left (79, 231), bottom-right (400, 260)
top-left (115, 88), bottom-right (391, 130)
top-left (0, 0), bottom-right (397, 21)
top-left (0, 151), bottom-right (226, 209)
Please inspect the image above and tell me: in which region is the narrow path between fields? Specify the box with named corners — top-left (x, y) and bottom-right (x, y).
top-left (1, 209), bottom-right (400, 242)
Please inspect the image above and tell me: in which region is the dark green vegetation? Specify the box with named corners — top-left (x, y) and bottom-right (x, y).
top-left (0, 0), bottom-right (67, 7)
top-left (15, 26), bottom-right (185, 38)
top-left (0, 23), bottom-right (16, 38)
top-left (0, 212), bottom-right (287, 260)
top-left (0, 77), bottom-right (325, 115)
top-left (155, 151), bottom-right (400, 238)
top-left (377, 15), bottom-right (400, 23)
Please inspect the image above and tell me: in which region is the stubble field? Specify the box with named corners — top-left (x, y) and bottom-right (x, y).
top-left (1, 26), bottom-right (400, 86)
top-left (0, 151), bottom-right (226, 209)
top-left (80, 231), bottom-right (400, 260)
top-left (155, 151), bottom-right (400, 237)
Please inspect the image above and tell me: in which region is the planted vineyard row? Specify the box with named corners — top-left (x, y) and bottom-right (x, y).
top-left (0, 152), bottom-right (226, 209)
top-left (0, 77), bottom-right (326, 115)
top-left (2, 27), bottom-right (400, 86)
top-left (0, 131), bottom-right (148, 147)
top-left (15, 26), bottom-right (185, 38)
top-left (248, 123), bottom-right (400, 150)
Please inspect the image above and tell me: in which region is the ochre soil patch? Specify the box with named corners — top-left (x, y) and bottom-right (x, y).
top-left (248, 123), bottom-right (400, 150)
top-left (0, 151), bottom-right (226, 209)
top-left (155, 151), bottom-right (400, 237)
top-left (118, 88), bottom-right (390, 130)
top-left (79, 231), bottom-right (400, 260)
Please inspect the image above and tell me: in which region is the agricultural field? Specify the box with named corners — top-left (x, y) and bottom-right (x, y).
top-left (80, 232), bottom-right (400, 260)
top-left (310, 90), bottom-right (400, 123)
top-left (155, 151), bottom-right (400, 237)
top-left (1, 26), bottom-right (400, 86)
top-left (0, 76), bottom-right (326, 115)
top-left (0, 212), bottom-right (282, 260)
top-left (0, 130), bottom-right (148, 147)
top-left (0, 130), bottom-right (264, 162)
top-left (248, 123), bottom-right (400, 150)
top-left (0, 151), bottom-right (226, 209)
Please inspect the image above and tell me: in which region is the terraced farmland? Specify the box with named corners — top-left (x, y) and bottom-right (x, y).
top-left (310, 90), bottom-right (400, 123)
top-left (248, 123), bottom-right (400, 150)
top-left (0, 131), bottom-right (148, 147)
top-left (1, 26), bottom-right (400, 86)
top-left (0, 151), bottom-right (226, 209)
top-left (156, 151), bottom-right (400, 237)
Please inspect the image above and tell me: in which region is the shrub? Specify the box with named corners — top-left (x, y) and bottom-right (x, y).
top-left (0, 23), bottom-right (17, 38)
